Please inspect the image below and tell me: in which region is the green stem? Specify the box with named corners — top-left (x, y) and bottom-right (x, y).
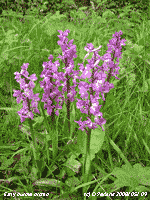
top-left (49, 72), bottom-right (58, 159)
top-left (65, 57), bottom-right (71, 138)
top-left (83, 54), bottom-right (96, 194)
top-left (82, 127), bottom-right (92, 195)
top-left (27, 117), bottom-right (38, 169)
top-left (23, 76), bottom-right (38, 169)
top-left (39, 102), bottom-right (50, 164)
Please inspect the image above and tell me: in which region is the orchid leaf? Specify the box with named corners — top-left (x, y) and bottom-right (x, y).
top-left (74, 124), bottom-right (105, 161)
top-left (65, 177), bottom-right (81, 188)
top-left (90, 124), bottom-right (105, 161)
top-left (63, 154), bottom-right (81, 175)
top-left (33, 178), bottom-right (64, 188)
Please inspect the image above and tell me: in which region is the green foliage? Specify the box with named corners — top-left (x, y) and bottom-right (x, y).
top-left (90, 0), bottom-right (150, 19)
top-left (111, 163), bottom-right (150, 192)
top-left (69, 7), bottom-right (88, 24)
top-left (102, 10), bottom-right (115, 19)
top-left (0, 2), bottom-right (150, 198)
top-left (73, 0), bottom-right (91, 8)
top-left (0, 155), bottom-right (14, 170)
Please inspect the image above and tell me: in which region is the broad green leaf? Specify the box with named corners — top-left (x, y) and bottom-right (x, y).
top-left (72, 122), bottom-right (105, 161)
top-left (90, 124), bottom-right (105, 161)
top-left (0, 176), bottom-right (22, 184)
top-left (51, 126), bottom-right (58, 159)
top-left (111, 165), bottom-right (139, 189)
top-left (134, 185), bottom-right (150, 192)
top-left (76, 128), bottom-right (86, 156)
top-left (83, 150), bottom-right (91, 189)
top-left (65, 177), bottom-right (81, 187)
top-left (33, 178), bottom-right (64, 188)
top-left (133, 163), bottom-right (150, 186)
top-left (70, 102), bottom-right (76, 134)
top-left (63, 155), bottom-right (81, 174)
top-left (112, 163), bottom-right (150, 192)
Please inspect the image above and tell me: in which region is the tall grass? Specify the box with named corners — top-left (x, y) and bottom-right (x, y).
top-left (0, 4), bottom-right (150, 199)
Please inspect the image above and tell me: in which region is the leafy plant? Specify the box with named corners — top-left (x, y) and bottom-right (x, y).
top-left (0, 3), bottom-right (150, 199)
top-left (102, 10), bottom-right (115, 19)
top-left (111, 163), bottom-right (150, 193)
top-left (69, 6), bottom-right (88, 24)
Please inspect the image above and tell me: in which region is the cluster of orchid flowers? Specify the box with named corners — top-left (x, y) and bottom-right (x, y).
top-left (13, 29), bottom-right (126, 132)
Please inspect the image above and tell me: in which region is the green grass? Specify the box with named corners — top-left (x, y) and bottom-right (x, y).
top-left (0, 4), bottom-right (150, 200)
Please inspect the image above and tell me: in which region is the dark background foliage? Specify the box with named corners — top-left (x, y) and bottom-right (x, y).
top-left (74, 0), bottom-right (91, 8)
top-left (0, 0), bottom-right (149, 18)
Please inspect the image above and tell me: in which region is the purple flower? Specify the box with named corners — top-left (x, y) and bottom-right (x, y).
top-left (13, 63), bottom-right (40, 123)
top-left (13, 30), bottom-right (126, 134)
